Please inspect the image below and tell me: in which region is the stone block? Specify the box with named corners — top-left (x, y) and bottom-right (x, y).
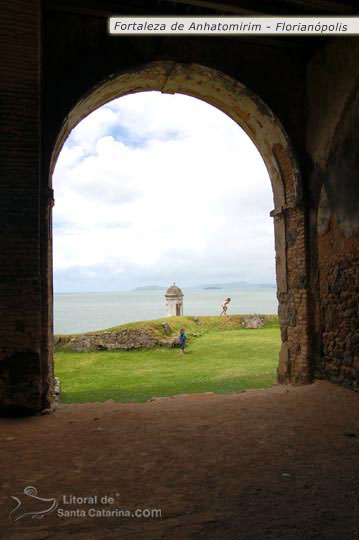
top-left (278, 304), bottom-right (296, 327)
top-left (241, 316), bottom-right (265, 329)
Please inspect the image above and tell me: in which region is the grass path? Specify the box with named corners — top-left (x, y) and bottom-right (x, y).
top-left (55, 326), bottom-right (280, 403)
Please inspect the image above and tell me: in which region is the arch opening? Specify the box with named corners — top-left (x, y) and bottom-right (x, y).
top-left (48, 61), bottom-right (311, 399)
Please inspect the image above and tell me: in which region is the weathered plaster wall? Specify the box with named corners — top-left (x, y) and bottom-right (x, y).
top-left (307, 39), bottom-right (359, 389)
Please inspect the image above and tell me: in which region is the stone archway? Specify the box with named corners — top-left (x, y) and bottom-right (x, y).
top-left (50, 61), bottom-right (310, 387)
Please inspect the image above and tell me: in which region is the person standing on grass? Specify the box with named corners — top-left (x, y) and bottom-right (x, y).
top-left (220, 297), bottom-right (231, 316)
top-left (179, 328), bottom-right (187, 355)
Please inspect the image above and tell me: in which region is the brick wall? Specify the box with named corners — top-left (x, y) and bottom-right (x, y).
top-left (0, 1), bottom-right (51, 413)
top-left (273, 143), bottom-right (311, 385)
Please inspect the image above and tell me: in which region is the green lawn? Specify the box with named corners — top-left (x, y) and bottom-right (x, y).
top-left (55, 325), bottom-right (280, 403)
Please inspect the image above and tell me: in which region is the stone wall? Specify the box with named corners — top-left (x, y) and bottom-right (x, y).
top-left (0, 1), bottom-right (53, 414)
top-left (54, 320), bottom-right (187, 352)
top-left (55, 328), bottom-right (159, 352)
top-left (316, 221), bottom-right (359, 389)
top-left (273, 147), bottom-right (311, 385)
top-left (307, 40), bottom-right (359, 390)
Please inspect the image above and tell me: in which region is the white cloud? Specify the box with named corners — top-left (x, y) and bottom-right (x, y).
top-left (53, 92), bottom-right (275, 291)
top-left (67, 107), bottom-right (119, 151)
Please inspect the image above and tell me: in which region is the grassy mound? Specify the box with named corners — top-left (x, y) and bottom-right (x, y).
top-left (54, 314), bottom-right (279, 349)
top-left (55, 315), bottom-right (280, 403)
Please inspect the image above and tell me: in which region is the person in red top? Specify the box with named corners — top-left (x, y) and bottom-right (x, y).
top-left (220, 297), bottom-right (231, 316)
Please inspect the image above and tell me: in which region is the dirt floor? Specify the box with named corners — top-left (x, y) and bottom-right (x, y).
top-left (1, 380), bottom-right (359, 540)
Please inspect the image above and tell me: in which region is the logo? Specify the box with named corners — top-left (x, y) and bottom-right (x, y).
top-left (9, 487), bottom-right (161, 522)
top-left (9, 486), bottom-right (58, 522)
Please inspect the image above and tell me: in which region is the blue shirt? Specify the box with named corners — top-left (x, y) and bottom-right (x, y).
top-left (179, 333), bottom-right (187, 345)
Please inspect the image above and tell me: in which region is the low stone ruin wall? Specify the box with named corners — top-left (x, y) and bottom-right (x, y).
top-left (55, 327), bottom-right (165, 352)
top-left (54, 315), bottom-right (271, 353)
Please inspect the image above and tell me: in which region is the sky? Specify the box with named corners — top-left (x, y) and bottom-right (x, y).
top-left (53, 91), bottom-right (275, 292)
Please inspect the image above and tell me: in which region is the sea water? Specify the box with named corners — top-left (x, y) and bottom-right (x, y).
top-left (54, 288), bottom-right (278, 334)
